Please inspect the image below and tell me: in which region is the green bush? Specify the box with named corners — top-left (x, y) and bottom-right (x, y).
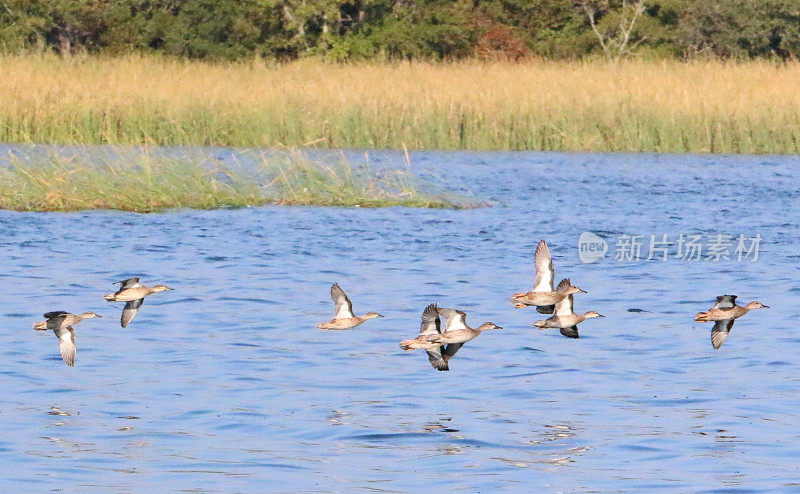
top-left (0, 0), bottom-right (797, 61)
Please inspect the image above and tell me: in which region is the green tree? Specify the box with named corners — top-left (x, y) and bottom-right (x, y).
top-left (0, 0), bottom-right (798, 61)
top-left (0, 0), bottom-right (119, 54)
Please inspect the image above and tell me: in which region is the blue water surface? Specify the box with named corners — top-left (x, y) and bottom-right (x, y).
top-left (1, 148), bottom-right (799, 492)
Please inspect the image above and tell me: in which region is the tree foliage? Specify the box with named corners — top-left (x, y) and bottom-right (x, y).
top-left (0, 0), bottom-right (797, 60)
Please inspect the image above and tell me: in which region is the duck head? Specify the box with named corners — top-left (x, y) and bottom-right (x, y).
top-left (363, 312), bottom-right (384, 319)
top-left (477, 322), bottom-right (502, 330)
top-left (566, 285), bottom-right (587, 295)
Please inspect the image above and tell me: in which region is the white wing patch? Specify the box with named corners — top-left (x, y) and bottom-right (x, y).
top-left (712, 295), bottom-right (737, 310)
top-left (331, 284), bottom-right (355, 319)
top-left (554, 294), bottom-right (574, 317)
top-left (55, 327), bottom-right (76, 367)
top-left (533, 240), bottom-right (555, 292)
top-left (438, 308), bottom-right (468, 331)
top-left (334, 302), bottom-right (354, 319)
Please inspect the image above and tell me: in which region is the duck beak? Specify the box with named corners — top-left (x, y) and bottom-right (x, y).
top-left (598, 314), bottom-right (605, 318)
top-left (762, 305), bottom-right (769, 309)
top-left (96, 315), bottom-right (103, 318)
top-left (578, 289), bottom-right (587, 294)
top-left (495, 326), bottom-right (503, 330)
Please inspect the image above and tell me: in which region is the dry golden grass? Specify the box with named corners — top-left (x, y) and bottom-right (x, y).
top-left (1, 54), bottom-right (799, 153)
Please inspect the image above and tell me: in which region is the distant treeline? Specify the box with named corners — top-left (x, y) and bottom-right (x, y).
top-left (1, 1), bottom-right (798, 61)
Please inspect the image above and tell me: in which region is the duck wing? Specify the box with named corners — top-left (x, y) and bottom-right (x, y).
top-left (44, 311), bottom-right (70, 319)
top-left (54, 326), bottom-right (76, 367)
top-left (426, 347), bottom-right (449, 371)
top-left (420, 303), bottom-right (441, 335)
top-left (330, 283), bottom-right (354, 319)
top-left (560, 326), bottom-right (579, 339)
top-left (437, 308), bottom-right (468, 331)
top-left (116, 278), bottom-right (141, 289)
top-left (426, 341), bottom-right (466, 371)
top-left (712, 295), bottom-right (737, 309)
top-left (442, 343), bottom-right (465, 361)
top-left (554, 293), bottom-right (574, 317)
top-left (536, 305), bottom-right (555, 314)
top-left (541, 278), bottom-right (572, 314)
top-left (533, 239), bottom-right (554, 292)
top-left (121, 299), bottom-right (144, 328)
top-left (43, 312), bottom-right (72, 330)
top-left (416, 304), bottom-right (447, 370)
top-left (711, 319), bottom-right (734, 349)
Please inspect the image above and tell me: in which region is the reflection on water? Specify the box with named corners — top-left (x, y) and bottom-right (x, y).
top-left (1, 148), bottom-right (799, 491)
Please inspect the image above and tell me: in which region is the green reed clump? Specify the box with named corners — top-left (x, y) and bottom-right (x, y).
top-left (262, 150), bottom-right (459, 208)
top-left (0, 149), bottom-right (470, 212)
top-left (0, 153), bottom-right (262, 212)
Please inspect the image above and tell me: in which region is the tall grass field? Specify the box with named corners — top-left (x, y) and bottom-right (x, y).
top-left (1, 55), bottom-right (799, 153)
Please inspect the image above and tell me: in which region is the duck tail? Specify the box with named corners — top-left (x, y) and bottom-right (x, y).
top-left (694, 312), bottom-right (708, 322)
top-left (104, 293), bottom-right (116, 302)
top-left (399, 340), bottom-right (414, 351)
top-left (512, 293), bottom-right (535, 309)
top-left (537, 305), bottom-right (555, 314)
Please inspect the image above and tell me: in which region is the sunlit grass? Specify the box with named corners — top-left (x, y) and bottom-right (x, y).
top-left (0, 54), bottom-right (799, 153)
top-left (0, 148), bottom-right (469, 212)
